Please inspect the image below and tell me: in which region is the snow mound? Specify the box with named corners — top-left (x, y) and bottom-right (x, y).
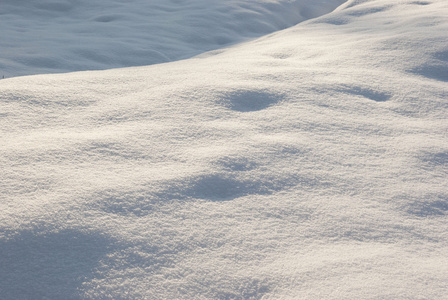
top-left (1, 0), bottom-right (448, 299)
top-left (0, 0), bottom-right (346, 78)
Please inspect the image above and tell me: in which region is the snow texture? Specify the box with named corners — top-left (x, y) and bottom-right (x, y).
top-left (1, 0), bottom-right (448, 299)
top-left (0, 0), bottom-right (345, 78)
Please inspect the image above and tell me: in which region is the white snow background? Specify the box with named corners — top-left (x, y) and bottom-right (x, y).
top-left (1, 0), bottom-right (448, 299)
top-left (0, 0), bottom-right (345, 78)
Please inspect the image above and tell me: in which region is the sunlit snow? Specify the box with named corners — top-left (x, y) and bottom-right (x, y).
top-left (1, 0), bottom-right (447, 299)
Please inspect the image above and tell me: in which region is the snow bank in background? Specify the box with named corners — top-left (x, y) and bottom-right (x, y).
top-left (1, 0), bottom-right (448, 299)
top-left (0, 0), bottom-right (346, 77)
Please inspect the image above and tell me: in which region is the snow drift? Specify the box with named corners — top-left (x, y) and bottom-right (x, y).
top-left (1, 0), bottom-right (447, 299)
top-left (0, 0), bottom-right (345, 78)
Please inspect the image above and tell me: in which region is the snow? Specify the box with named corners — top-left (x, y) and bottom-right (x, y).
top-left (1, 0), bottom-right (448, 299)
top-left (0, 0), bottom-right (345, 78)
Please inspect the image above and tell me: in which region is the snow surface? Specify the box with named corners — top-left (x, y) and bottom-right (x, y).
top-left (0, 0), bottom-right (345, 78)
top-left (1, 0), bottom-right (448, 299)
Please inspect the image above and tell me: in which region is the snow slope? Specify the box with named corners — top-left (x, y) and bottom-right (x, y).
top-left (1, 0), bottom-right (448, 299)
top-left (0, 0), bottom-right (345, 78)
